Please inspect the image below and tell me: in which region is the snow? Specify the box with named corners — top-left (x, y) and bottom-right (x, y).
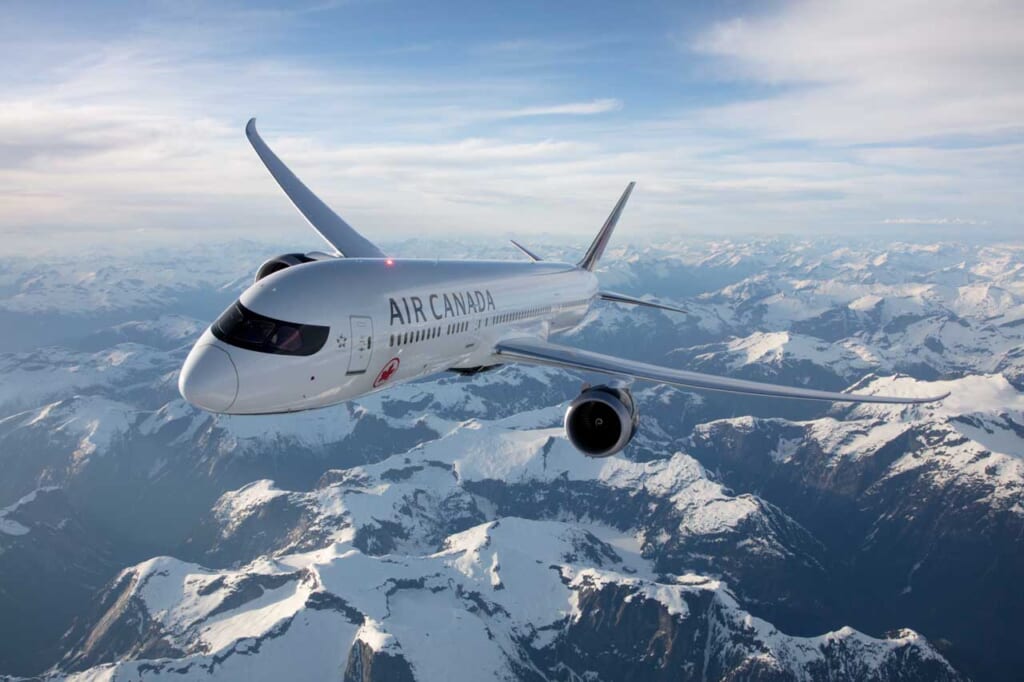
top-left (773, 331), bottom-right (867, 369)
top-left (807, 418), bottom-right (913, 464)
top-left (0, 396), bottom-right (137, 470)
top-left (689, 371), bottom-right (1024, 522)
top-left (138, 399), bottom-right (205, 441)
top-left (355, 619), bottom-right (397, 652)
top-left (0, 344), bottom-right (168, 414)
top-left (851, 374), bottom-right (1024, 424)
top-left (849, 294), bottom-right (883, 311)
top-left (953, 283), bottom-right (1019, 319)
top-left (383, 586), bottom-right (512, 680)
top-left (813, 375), bottom-right (1024, 505)
top-left (63, 513), bottom-right (952, 682)
top-left (570, 568), bottom-right (693, 618)
top-left (770, 436), bottom-right (802, 463)
top-left (200, 580), bottom-right (312, 653)
top-left (0, 487), bottom-right (61, 537)
top-left (212, 480), bottom-right (290, 537)
top-left (0, 244), bottom-right (262, 315)
top-left (579, 523), bottom-right (645, 562)
top-left (111, 315), bottom-right (206, 343)
top-left (0, 517), bottom-right (29, 536)
top-left (426, 424), bottom-right (767, 540)
top-left (214, 406), bottom-right (361, 448)
top-left (201, 408), bottom-right (795, 590)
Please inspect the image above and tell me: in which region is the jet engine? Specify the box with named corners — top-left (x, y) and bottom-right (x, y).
top-left (564, 385), bottom-right (638, 457)
top-left (254, 252), bottom-right (334, 282)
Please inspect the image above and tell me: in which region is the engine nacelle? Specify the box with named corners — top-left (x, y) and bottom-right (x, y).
top-left (564, 386), bottom-right (639, 457)
top-left (254, 252), bottom-right (334, 282)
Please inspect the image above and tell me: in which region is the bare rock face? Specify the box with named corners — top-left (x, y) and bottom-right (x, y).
top-left (0, 488), bottom-right (121, 676)
top-left (343, 640), bottom-right (416, 682)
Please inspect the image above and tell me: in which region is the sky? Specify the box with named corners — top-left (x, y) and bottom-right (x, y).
top-left (1, 0), bottom-right (1022, 252)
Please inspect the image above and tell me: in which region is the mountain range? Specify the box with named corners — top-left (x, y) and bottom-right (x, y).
top-left (1, 238), bottom-right (1021, 681)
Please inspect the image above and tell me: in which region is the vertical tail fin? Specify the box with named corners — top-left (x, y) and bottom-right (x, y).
top-left (577, 181), bottom-right (635, 271)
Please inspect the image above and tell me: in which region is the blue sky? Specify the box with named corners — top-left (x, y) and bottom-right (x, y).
top-left (1, 0), bottom-right (1022, 250)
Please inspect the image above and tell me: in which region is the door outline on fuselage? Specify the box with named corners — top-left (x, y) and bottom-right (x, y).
top-left (347, 316), bottom-right (373, 375)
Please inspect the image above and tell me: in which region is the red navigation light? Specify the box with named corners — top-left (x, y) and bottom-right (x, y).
top-left (385, 258), bottom-right (395, 267)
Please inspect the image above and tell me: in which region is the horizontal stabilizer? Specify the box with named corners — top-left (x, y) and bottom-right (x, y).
top-left (600, 290), bottom-right (687, 315)
top-left (494, 337), bottom-right (950, 404)
top-left (245, 118), bottom-right (386, 259)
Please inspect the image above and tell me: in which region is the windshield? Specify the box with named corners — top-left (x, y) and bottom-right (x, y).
top-left (211, 302), bottom-right (329, 356)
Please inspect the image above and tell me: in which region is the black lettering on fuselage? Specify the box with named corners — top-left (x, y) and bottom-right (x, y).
top-left (390, 289), bottom-right (497, 326)
top-left (390, 298), bottom-right (404, 325)
top-left (411, 296), bottom-right (427, 323)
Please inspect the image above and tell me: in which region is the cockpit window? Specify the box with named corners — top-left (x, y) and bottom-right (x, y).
top-left (212, 302), bottom-right (329, 356)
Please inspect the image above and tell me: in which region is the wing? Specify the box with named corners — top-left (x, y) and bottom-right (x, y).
top-left (510, 239), bottom-right (543, 262)
top-left (599, 290), bottom-right (687, 315)
top-left (494, 338), bottom-right (949, 404)
top-left (245, 118), bottom-right (386, 259)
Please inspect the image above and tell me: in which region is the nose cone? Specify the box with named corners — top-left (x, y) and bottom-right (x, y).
top-left (179, 344), bottom-right (239, 413)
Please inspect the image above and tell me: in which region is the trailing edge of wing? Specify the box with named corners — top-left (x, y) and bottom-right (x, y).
top-left (494, 338), bottom-right (949, 404)
top-left (245, 118), bottom-right (386, 259)
top-left (599, 290), bottom-right (687, 315)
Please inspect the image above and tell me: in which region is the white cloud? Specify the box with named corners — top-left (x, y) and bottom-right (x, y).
top-left (494, 99), bottom-right (622, 118)
top-left (0, 33), bottom-right (625, 240)
top-left (694, 0), bottom-right (1024, 143)
top-left (0, 2), bottom-right (1019, 247)
top-left (882, 217), bottom-right (989, 225)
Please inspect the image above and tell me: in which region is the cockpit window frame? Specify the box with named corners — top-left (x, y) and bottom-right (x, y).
top-left (211, 302), bottom-right (329, 357)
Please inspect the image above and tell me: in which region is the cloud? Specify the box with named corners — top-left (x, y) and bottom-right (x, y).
top-left (0, 25), bottom-right (623, 239)
top-left (693, 0), bottom-right (1024, 143)
top-left (0, 1), bottom-right (1019, 248)
top-left (882, 217), bottom-right (989, 225)
top-left (494, 99), bottom-right (622, 118)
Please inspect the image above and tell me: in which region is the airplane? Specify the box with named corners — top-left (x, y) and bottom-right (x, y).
top-left (178, 119), bottom-right (949, 457)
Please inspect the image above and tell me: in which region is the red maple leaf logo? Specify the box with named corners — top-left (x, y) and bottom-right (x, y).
top-left (373, 357), bottom-right (400, 388)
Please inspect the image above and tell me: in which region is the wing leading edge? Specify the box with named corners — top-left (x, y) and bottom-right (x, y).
top-left (494, 338), bottom-right (949, 404)
top-left (245, 118), bottom-right (386, 259)
top-left (599, 290), bottom-right (687, 315)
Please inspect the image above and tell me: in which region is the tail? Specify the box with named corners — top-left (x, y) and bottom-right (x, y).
top-left (577, 181), bottom-right (636, 271)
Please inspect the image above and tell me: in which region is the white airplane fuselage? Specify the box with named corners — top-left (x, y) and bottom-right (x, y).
top-left (180, 258), bottom-right (597, 415)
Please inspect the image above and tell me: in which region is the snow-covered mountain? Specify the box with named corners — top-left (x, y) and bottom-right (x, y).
top-left (57, 519), bottom-right (960, 682)
top-left (1, 238), bottom-right (1021, 680)
top-left (686, 374), bottom-right (1024, 681)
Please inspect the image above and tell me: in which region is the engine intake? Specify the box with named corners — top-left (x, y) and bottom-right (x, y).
top-left (254, 252), bottom-right (333, 282)
top-left (564, 386), bottom-right (638, 457)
